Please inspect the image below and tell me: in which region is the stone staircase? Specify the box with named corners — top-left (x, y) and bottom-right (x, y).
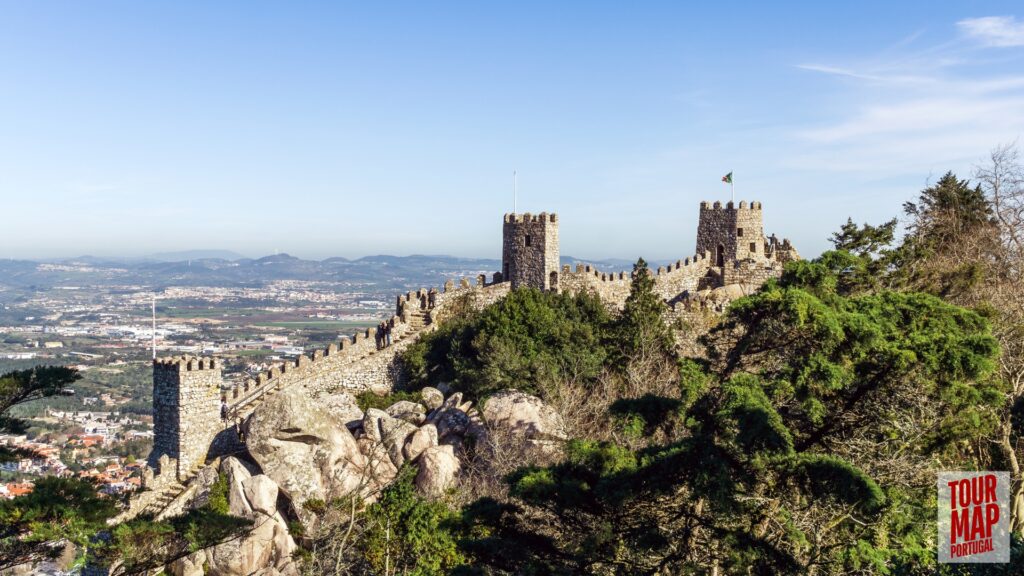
top-left (403, 308), bottom-right (431, 332)
top-left (133, 460), bottom-right (207, 519)
top-left (142, 481), bottom-right (186, 515)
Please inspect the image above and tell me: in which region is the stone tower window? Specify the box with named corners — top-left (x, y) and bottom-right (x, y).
top-left (716, 244), bottom-right (725, 267)
top-left (749, 242), bottom-right (757, 253)
top-left (525, 235), bottom-right (532, 247)
top-left (737, 228), bottom-right (744, 237)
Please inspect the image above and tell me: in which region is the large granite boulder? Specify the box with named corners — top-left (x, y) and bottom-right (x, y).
top-left (482, 390), bottom-right (567, 444)
top-left (404, 423), bottom-right (438, 461)
top-left (362, 408), bottom-right (390, 442)
top-left (168, 551), bottom-right (206, 576)
top-left (415, 444), bottom-right (460, 497)
top-left (420, 387), bottom-right (444, 410)
top-left (245, 387), bottom-right (375, 530)
top-left (385, 400), bottom-right (426, 417)
top-left (221, 457), bottom-right (255, 517)
top-left (380, 417), bottom-right (418, 468)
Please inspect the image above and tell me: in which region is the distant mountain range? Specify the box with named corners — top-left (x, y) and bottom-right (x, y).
top-left (0, 253), bottom-right (662, 291)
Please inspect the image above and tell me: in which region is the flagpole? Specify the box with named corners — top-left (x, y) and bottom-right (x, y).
top-left (513, 170), bottom-right (517, 214)
top-left (731, 170), bottom-right (734, 204)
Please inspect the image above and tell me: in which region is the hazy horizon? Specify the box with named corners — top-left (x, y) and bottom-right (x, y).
top-left (2, 1), bottom-right (1022, 261)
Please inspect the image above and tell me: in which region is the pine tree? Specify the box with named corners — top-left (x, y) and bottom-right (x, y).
top-left (611, 258), bottom-right (675, 380)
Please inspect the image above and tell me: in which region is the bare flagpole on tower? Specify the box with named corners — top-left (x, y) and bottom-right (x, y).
top-left (513, 170), bottom-right (518, 214)
top-left (151, 294), bottom-right (156, 360)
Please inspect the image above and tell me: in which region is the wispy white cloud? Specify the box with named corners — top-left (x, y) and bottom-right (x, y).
top-left (787, 17), bottom-right (1024, 174)
top-left (958, 16), bottom-right (1024, 47)
top-left (794, 63), bottom-right (934, 85)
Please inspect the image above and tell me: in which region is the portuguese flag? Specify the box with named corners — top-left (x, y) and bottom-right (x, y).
top-left (722, 172), bottom-right (733, 184)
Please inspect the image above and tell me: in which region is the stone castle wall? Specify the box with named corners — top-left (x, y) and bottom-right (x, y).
top-left (227, 277), bottom-right (510, 401)
top-left (502, 213), bottom-right (560, 291)
top-left (722, 259), bottom-right (784, 287)
top-left (558, 253), bottom-right (715, 310)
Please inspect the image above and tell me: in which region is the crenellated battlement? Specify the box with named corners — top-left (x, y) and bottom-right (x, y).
top-left (150, 353), bottom-right (223, 480)
top-left (558, 251), bottom-right (715, 310)
top-left (503, 212), bottom-right (558, 224)
top-left (699, 200), bottom-right (762, 211)
top-left (153, 356), bottom-right (220, 371)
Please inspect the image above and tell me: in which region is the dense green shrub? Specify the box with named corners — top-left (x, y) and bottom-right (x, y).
top-left (401, 287), bottom-right (614, 399)
top-left (360, 466), bottom-right (465, 575)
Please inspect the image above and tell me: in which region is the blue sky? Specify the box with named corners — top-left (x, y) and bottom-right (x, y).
top-left (2, 2), bottom-right (1023, 261)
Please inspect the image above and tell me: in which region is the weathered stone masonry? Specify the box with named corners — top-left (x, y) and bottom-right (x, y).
top-left (503, 212), bottom-right (560, 291)
top-left (150, 357), bottom-right (222, 479)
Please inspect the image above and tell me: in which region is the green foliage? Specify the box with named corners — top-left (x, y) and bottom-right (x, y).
top-left (783, 454), bottom-right (885, 512)
top-left (893, 171), bottom-right (1001, 300)
top-left (712, 259), bottom-right (1001, 455)
top-left (609, 394), bottom-right (683, 437)
top-left (355, 390), bottom-right (422, 412)
top-left (0, 367), bottom-right (112, 570)
top-left (613, 258), bottom-right (675, 362)
top-left (207, 472), bottom-right (230, 515)
top-left (0, 476), bottom-right (117, 570)
top-left (902, 172), bottom-right (994, 244)
top-left (402, 287), bottom-right (613, 399)
top-left (677, 357), bottom-right (710, 407)
top-left (0, 366), bottom-right (80, 461)
top-left (361, 466), bottom-right (465, 575)
top-left (717, 374), bottom-right (793, 456)
top-left (831, 217), bottom-right (897, 258)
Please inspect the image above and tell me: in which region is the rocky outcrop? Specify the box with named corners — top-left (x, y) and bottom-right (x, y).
top-left (169, 457), bottom-right (297, 576)
top-left (245, 387), bottom-right (377, 530)
top-left (336, 389), bottom-right (490, 498)
top-left (162, 387), bottom-right (563, 575)
top-left (482, 389), bottom-right (567, 447)
top-left (380, 416), bottom-right (418, 468)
